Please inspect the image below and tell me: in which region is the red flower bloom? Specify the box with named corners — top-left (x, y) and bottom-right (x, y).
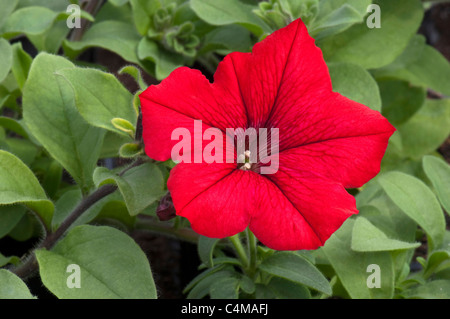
top-left (139, 18), bottom-right (395, 250)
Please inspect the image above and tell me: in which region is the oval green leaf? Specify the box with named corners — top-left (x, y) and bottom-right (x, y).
top-left (22, 53), bottom-right (105, 192)
top-left (318, 0), bottom-right (423, 69)
top-left (56, 67), bottom-right (136, 136)
top-left (351, 217), bottom-right (421, 252)
top-left (328, 62), bottom-right (381, 111)
top-left (0, 269), bottom-right (35, 299)
top-left (0, 150), bottom-right (53, 229)
top-left (379, 171), bottom-right (446, 250)
top-left (0, 38), bottom-right (12, 83)
top-left (36, 225), bottom-right (157, 299)
top-left (423, 156), bottom-right (450, 215)
top-left (259, 251), bottom-right (331, 295)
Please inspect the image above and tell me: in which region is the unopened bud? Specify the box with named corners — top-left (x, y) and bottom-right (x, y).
top-left (156, 192), bottom-right (176, 221)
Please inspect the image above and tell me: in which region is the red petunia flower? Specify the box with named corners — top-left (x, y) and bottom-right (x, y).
top-left (139, 18), bottom-right (395, 250)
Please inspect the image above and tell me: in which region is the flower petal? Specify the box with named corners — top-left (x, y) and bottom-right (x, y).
top-left (264, 94), bottom-right (395, 188)
top-left (250, 169), bottom-right (358, 250)
top-left (275, 92), bottom-right (395, 151)
top-left (140, 62), bottom-right (247, 161)
top-left (168, 163), bottom-right (251, 238)
top-left (228, 18), bottom-right (331, 129)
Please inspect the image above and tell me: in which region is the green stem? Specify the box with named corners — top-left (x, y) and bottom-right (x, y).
top-left (135, 216), bottom-right (199, 244)
top-left (247, 229), bottom-right (258, 277)
top-left (229, 234), bottom-right (249, 269)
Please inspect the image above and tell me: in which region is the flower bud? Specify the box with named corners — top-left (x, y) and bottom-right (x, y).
top-left (156, 192), bottom-right (176, 221)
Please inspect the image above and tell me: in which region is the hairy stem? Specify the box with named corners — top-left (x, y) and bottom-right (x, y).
top-left (12, 183), bottom-right (117, 279)
top-left (43, 184), bottom-right (117, 250)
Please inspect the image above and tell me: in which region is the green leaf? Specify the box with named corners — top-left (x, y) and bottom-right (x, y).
top-left (7, 212), bottom-right (36, 242)
top-left (93, 163), bottom-right (165, 216)
top-left (351, 217), bottom-right (420, 252)
top-left (0, 86), bottom-right (11, 110)
top-left (379, 171), bottom-right (446, 250)
top-left (0, 38), bottom-right (12, 83)
top-left (198, 236), bottom-right (220, 268)
top-left (400, 280), bottom-right (450, 299)
top-left (397, 99), bottom-right (450, 159)
top-left (22, 53), bottom-right (105, 192)
top-left (55, 9), bottom-right (95, 24)
top-left (36, 225), bottom-right (157, 299)
top-left (27, 19), bottom-right (69, 53)
top-left (328, 62), bottom-right (381, 111)
top-left (374, 35), bottom-right (450, 96)
top-left (119, 142), bottom-right (143, 158)
top-left (267, 277), bottom-right (311, 299)
top-left (423, 250), bottom-right (450, 278)
top-left (10, 42), bottom-right (32, 90)
top-left (63, 21), bottom-right (141, 64)
top-left (0, 205), bottom-right (26, 239)
top-left (315, 0), bottom-right (371, 22)
top-left (210, 256), bottom-right (242, 267)
top-left (183, 264), bottom-right (226, 293)
top-left (0, 150), bottom-right (54, 229)
top-left (51, 189), bottom-right (82, 231)
top-left (259, 251), bottom-right (331, 295)
top-left (0, 269), bottom-right (35, 299)
top-left (100, 131), bottom-right (131, 159)
top-left (41, 160), bottom-right (63, 199)
top-left (96, 1), bottom-right (134, 24)
top-left (0, 0), bottom-right (19, 30)
top-left (137, 37), bottom-right (184, 81)
top-left (311, 0), bottom-right (371, 40)
top-left (423, 156), bottom-right (450, 215)
top-left (111, 118), bottom-right (136, 137)
top-left (118, 65), bottom-right (147, 91)
top-left (0, 253), bottom-right (20, 267)
top-left (94, 199), bottom-right (136, 229)
top-left (254, 283), bottom-right (276, 299)
top-left (322, 219), bottom-right (395, 299)
top-left (200, 24), bottom-right (252, 55)
top-left (239, 274), bottom-right (255, 294)
top-left (378, 79), bottom-right (426, 126)
top-left (210, 277), bottom-right (240, 299)
top-left (129, 0), bottom-right (161, 36)
top-left (186, 267), bottom-right (235, 299)
top-left (318, 0), bottom-right (423, 69)
top-left (17, 0), bottom-right (70, 12)
top-left (51, 189), bottom-right (121, 231)
top-left (190, 0), bottom-right (271, 37)
top-left (109, 0), bottom-right (129, 6)
top-left (56, 67), bottom-right (136, 136)
top-left (0, 117), bottom-right (28, 139)
top-left (2, 6), bottom-right (58, 36)
top-left (4, 137), bottom-right (38, 166)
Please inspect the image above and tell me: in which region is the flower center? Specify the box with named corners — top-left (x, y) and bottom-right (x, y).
top-left (238, 150), bottom-right (253, 171)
